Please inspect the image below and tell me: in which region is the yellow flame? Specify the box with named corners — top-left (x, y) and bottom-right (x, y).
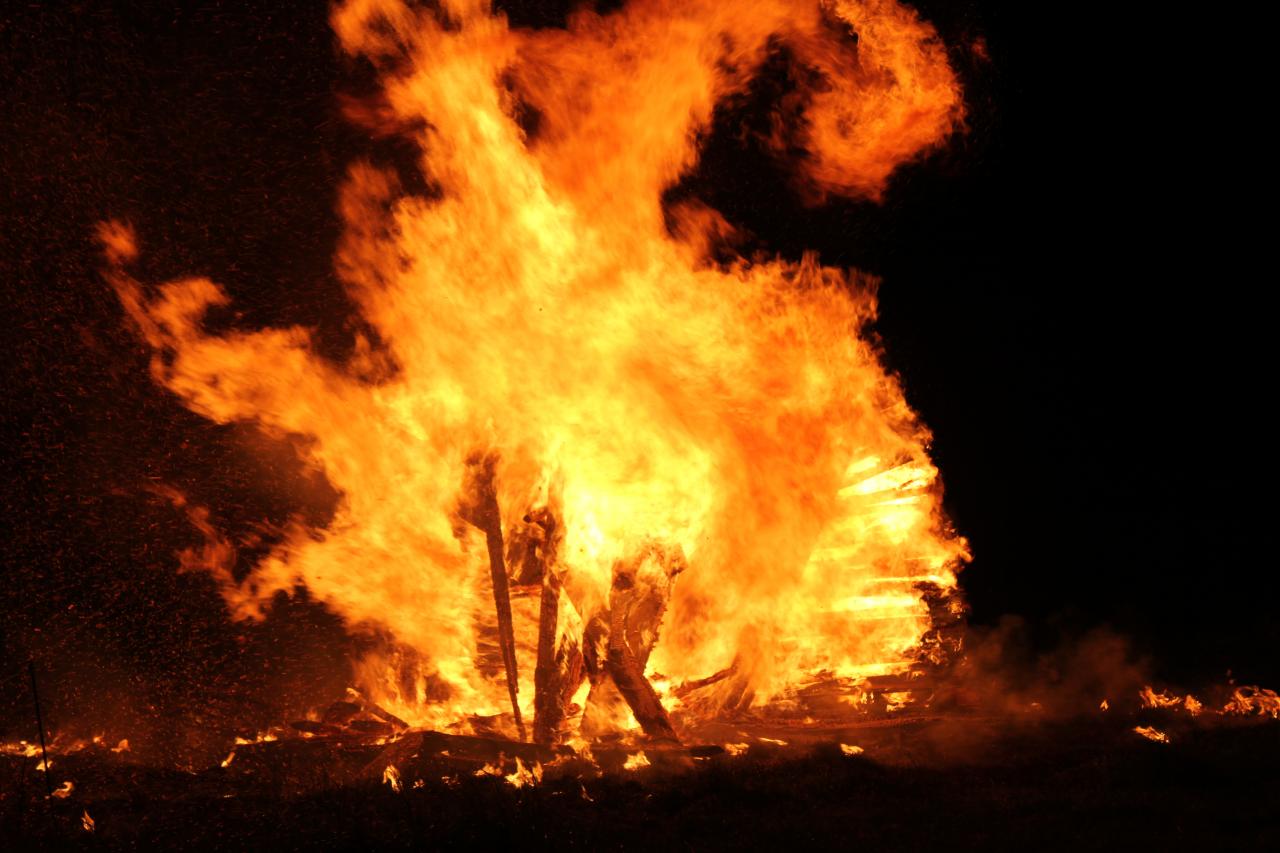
top-left (104, 0), bottom-right (967, 734)
top-left (474, 761), bottom-right (504, 778)
top-left (504, 756), bottom-right (544, 787)
top-left (1138, 686), bottom-right (1182, 710)
top-left (1133, 725), bottom-right (1170, 744)
top-left (1224, 686), bottom-right (1280, 719)
top-left (623, 751), bottom-right (651, 771)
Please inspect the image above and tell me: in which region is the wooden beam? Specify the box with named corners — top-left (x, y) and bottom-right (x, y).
top-left (460, 454), bottom-right (525, 741)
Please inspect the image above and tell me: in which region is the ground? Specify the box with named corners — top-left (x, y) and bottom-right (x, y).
top-left (3, 713), bottom-right (1276, 850)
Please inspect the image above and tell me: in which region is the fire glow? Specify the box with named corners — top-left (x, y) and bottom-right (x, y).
top-left (100, 0), bottom-right (967, 744)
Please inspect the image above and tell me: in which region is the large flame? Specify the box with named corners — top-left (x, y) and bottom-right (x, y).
top-left (104, 0), bottom-right (967, 733)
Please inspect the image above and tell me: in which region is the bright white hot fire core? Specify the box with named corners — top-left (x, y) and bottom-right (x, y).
top-left (102, 0), bottom-right (969, 737)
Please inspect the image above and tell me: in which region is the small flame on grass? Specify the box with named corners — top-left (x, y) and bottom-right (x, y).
top-left (623, 751), bottom-right (651, 771)
top-left (1140, 683), bottom-right (1278, 718)
top-left (839, 744), bottom-right (864, 756)
top-left (1224, 686), bottom-right (1280, 718)
top-left (112, 739), bottom-right (130, 753)
top-left (234, 730), bottom-right (279, 746)
top-left (0, 741), bottom-right (40, 758)
top-left (220, 751), bottom-right (236, 768)
top-left (474, 761), bottom-right (504, 778)
top-left (82, 811), bottom-right (95, 833)
top-left (1133, 725), bottom-right (1170, 744)
top-left (505, 757), bottom-right (543, 788)
top-left (1099, 699), bottom-right (1109, 711)
top-left (757, 737), bottom-right (788, 746)
top-left (383, 764), bottom-right (402, 793)
top-left (724, 743), bottom-right (750, 757)
top-left (52, 781), bottom-right (74, 799)
top-left (1139, 686), bottom-right (1182, 709)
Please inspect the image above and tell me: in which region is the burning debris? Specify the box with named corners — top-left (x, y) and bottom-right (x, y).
top-left (6, 0), bottom-right (1280, 847)
top-left (289, 689), bottom-right (411, 740)
top-left (100, 0), bottom-right (970, 746)
top-left (1133, 725), bottom-right (1170, 744)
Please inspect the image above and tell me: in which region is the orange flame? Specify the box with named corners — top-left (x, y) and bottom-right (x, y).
top-left (1133, 725), bottom-right (1170, 744)
top-left (104, 0), bottom-right (966, 734)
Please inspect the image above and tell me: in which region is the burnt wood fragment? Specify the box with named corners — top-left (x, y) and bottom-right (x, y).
top-left (523, 507), bottom-right (587, 745)
top-left (599, 548), bottom-right (685, 742)
top-left (459, 454), bottom-right (525, 741)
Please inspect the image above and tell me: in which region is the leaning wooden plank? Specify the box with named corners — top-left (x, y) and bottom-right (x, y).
top-left (604, 558), bottom-right (680, 742)
top-left (511, 506), bottom-right (587, 744)
top-left (460, 453), bottom-right (525, 741)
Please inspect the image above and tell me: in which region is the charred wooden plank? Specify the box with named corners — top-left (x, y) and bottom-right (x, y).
top-left (459, 454), bottom-right (525, 741)
top-left (605, 642), bottom-right (678, 741)
top-left (322, 701), bottom-right (361, 726)
top-left (361, 730), bottom-right (568, 782)
top-left (674, 665), bottom-right (737, 698)
top-left (604, 559), bottom-right (680, 742)
top-left (533, 576), bottom-right (586, 744)
top-left (525, 507), bottom-right (586, 744)
top-left (364, 700), bottom-right (410, 731)
top-left (534, 565), bottom-right (563, 743)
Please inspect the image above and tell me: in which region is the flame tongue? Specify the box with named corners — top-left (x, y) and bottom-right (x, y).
top-left (106, 0), bottom-right (967, 732)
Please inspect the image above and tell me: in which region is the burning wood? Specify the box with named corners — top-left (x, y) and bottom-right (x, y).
top-left (510, 507), bottom-right (588, 745)
top-left (595, 546), bottom-right (685, 742)
top-left (459, 454), bottom-right (525, 741)
top-left (346, 688), bottom-right (411, 731)
top-left (101, 0), bottom-right (973, 740)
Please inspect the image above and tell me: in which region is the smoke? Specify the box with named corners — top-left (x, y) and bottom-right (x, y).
top-left (936, 617), bottom-right (1152, 718)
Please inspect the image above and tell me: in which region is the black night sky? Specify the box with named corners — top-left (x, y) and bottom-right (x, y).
top-left (2, 0), bottom-right (1274, 753)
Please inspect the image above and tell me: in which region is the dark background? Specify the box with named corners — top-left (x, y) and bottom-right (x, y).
top-left (2, 1), bottom-right (1274, 751)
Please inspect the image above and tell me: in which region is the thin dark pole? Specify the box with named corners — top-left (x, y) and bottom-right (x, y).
top-left (28, 662), bottom-right (53, 797)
